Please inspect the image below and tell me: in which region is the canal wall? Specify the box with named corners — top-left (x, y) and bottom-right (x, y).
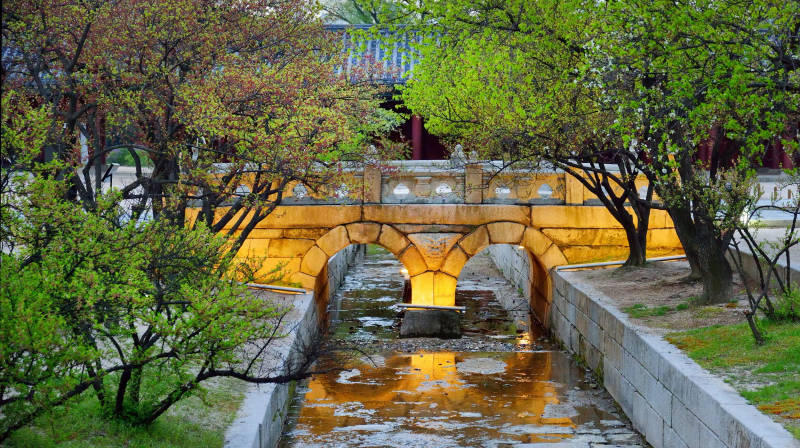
top-left (224, 245), bottom-right (363, 448)
top-left (486, 244), bottom-right (533, 301)
top-left (549, 269), bottom-right (799, 448)
top-left (727, 233), bottom-right (800, 287)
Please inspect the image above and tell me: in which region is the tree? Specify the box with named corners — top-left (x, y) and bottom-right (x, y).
top-left (321, 0), bottom-right (407, 24)
top-left (592, 0), bottom-right (799, 302)
top-left (2, 0), bottom-right (399, 436)
top-left (730, 174), bottom-right (800, 344)
top-left (3, 0), bottom-right (399, 251)
top-left (394, 0), bottom-right (799, 301)
top-left (392, 0), bottom-right (659, 266)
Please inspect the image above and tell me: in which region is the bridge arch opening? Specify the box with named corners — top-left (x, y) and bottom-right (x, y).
top-left (294, 223), bottom-right (416, 288)
top-left (456, 244), bottom-right (552, 329)
top-left (313, 243), bottom-right (406, 331)
top-left (287, 220), bottom-right (567, 325)
top-left (445, 223), bottom-right (567, 326)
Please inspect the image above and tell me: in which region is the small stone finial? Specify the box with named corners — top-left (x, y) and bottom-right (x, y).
top-left (450, 144), bottom-right (467, 168)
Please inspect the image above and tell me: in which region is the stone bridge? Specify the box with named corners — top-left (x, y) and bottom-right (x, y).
top-left (217, 161), bottom-right (682, 325)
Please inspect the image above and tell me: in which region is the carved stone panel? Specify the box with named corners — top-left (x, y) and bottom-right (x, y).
top-left (406, 233), bottom-right (463, 271)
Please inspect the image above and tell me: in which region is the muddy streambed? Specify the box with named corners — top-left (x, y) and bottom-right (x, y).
top-left (278, 247), bottom-right (644, 447)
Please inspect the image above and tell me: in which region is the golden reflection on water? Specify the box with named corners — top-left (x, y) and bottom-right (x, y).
top-left (290, 351), bottom-right (579, 446)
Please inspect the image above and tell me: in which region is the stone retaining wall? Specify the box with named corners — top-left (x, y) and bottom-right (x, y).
top-left (486, 244), bottom-right (533, 301)
top-left (550, 270), bottom-right (799, 448)
top-left (224, 245), bottom-right (362, 448)
top-left (728, 242), bottom-right (800, 287)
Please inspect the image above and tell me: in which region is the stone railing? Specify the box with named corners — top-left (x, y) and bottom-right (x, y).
top-left (278, 161), bottom-right (588, 205)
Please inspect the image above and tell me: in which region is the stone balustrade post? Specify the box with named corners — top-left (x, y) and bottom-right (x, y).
top-left (465, 164), bottom-right (483, 203)
top-left (363, 165), bottom-right (382, 203)
top-left (564, 173), bottom-right (585, 205)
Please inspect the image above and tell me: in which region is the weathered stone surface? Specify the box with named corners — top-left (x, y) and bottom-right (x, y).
top-left (346, 222), bottom-right (381, 244)
top-left (394, 224), bottom-right (475, 234)
top-left (539, 244), bottom-right (568, 269)
top-left (646, 228), bottom-right (681, 248)
top-left (267, 239), bottom-right (315, 258)
top-left (532, 206), bottom-right (624, 229)
top-left (364, 204), bottom-right (530, 226)
top-left (409, 271), bottom-right (434, 305)
top-left (235, 238), bottom-right (270, 258)
top-left (256, 205), bottom-right (361, 228)
top-left (564, 173), bottom-right (587, 205)
top-left (562, 245), bottom-right (630, 264)
top-left (399, 246), bottom-right (427, 277)
top-left (407, 233), bottom-right (462, 271)
top-left (542, 228), bottom-right (630, 246)
top-left (245, 229), bottom-right (284, 239)
top-left (316, 225), bottom-right (350, 256)
top-left (399, 310), bottom-right (461, 339)
top-left (521, 227), bottom-right (553, 256)
top-left (363, 165), bottom-right (382, 203)
top-left (487, 221), bottom-right (525, 244)
top-left (255, 258), bottom-right (301, 280)
top-left (378, 224), bottom-right (410, 255)
top-left (433, 272), bottom-right (457, 307)
top-left (283, 228), bottom-right (328, 239)
top-left (458, 226), bottom-right (490, 256)
top-left (291, 272), bottom-right (317, 290)
top-left (648, 209), bottom-right (672, 229)
top-left (441, 246), bottom-right (468, 277)
top-left (464, 165), bottom-right (483, 203)
top-left (301, 245), bottom-right (328, 276)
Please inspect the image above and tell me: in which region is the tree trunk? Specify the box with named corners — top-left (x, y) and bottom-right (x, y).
top-left (114, 367), bottom-right (132, 416)
top-left (623, 223), bottom-right (647, 266)
top-left (694, 220), bottom-right (733, 303)
top-left (669, 207), bottom-right (733, 303)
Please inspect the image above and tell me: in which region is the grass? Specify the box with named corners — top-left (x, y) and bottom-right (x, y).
top-left (666, 320), bottom-right (800, 438)
top-left (5, 377), bottom-right (247, 448)
top-left (623, 302), bottom-right (688, 318)
top-left (366, 244), bottom-right (386, 255)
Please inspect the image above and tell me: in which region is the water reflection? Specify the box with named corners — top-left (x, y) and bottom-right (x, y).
top-left (279, 246), bottom-right (639, 447)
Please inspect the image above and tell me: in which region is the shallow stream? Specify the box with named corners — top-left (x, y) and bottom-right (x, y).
top-left (278, 246), bottom-right (644, 447)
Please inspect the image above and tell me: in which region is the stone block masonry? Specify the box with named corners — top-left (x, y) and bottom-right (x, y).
top-left (224, 245), bottom-right (362, 448)
top-left (486, 244), bottom-right (533, 301)
top-left (550, 269), bottom-right (799, 448)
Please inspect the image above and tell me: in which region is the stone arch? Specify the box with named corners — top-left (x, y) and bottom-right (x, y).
top-left (445, 222), bottom-right (568, 324)
top-left (292, 222), bottom-right (417, 289)
top-left (444, 222), bottom-right (567, 278)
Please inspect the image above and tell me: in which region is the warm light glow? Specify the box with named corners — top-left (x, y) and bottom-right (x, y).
top-left (517, 245), bottom-right (525, 250)
top-left (516, 331), bottom-right (532, 347)
top-left (400, 267), bottom-right (409, 279)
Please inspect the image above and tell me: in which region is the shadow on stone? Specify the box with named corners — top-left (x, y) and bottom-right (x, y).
top-left (399, 310), bottom-right (461, 339)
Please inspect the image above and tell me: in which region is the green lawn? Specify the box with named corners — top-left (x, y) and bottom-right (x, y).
top-left (623, 302), bottom-right (689, 318)
top-left (666, 320), bottom-right (800, 438)
top-left (5, 377), bottom-right (247, 448)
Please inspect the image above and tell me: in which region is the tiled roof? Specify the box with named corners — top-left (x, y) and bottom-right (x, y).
top-left (325, 24), bottom-right (417, 84)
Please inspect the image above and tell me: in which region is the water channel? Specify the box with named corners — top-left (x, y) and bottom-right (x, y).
top-left (278, 246), bottom-right (645, 447)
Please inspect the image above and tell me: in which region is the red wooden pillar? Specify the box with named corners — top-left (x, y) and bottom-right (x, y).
top-left (411, 115), bottom-right (423, 160)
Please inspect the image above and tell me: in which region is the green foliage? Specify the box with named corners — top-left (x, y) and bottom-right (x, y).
top-left (393, 0), bottom-right (799, 301)
top-left (4, 377), bottom-right (246, 448)
top-left (623, 302), bottom-right (689, 318)
top-left (322, 0), bottom-right (407, 24)
top-left (0, 84), bottom-right (309, 438)
top-left (667, 320), bottom-right (800, 435)
top-left (106, 149), bottom-right (153, 167)
top-left (3, 0), bottom-right (401, 249)
top-left (774, 286), bottom-right (800, 321)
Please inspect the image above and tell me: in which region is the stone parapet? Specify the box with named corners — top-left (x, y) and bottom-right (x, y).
top-left (224, 246), bottom-right (361, 448)
top-left (550, 269), bottom-right (799, 448)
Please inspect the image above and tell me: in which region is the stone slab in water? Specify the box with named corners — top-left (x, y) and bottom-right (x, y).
top-left (399, 309), bottom-right (461, 338)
